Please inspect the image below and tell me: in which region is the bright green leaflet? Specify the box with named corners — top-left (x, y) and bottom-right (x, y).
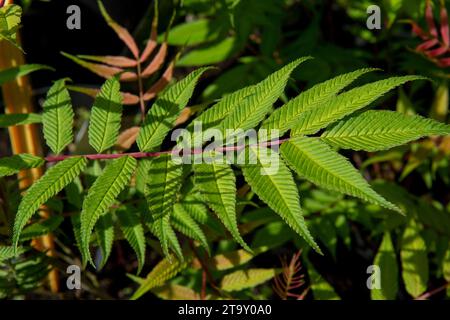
top-left (42, 79), bottom-right (74, 154)
top-left (280, 137), bottom-right (401, 213)
top-left (13, 157), bottom-right (87, 251)
top-left (80, 156), bottom-right (136, 266)
top-left (88, 77), bottom-right (123, 153)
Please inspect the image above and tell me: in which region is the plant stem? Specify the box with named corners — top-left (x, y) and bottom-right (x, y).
top-left (415, 282), bottom-right (449, 300)
top-left (45, 138), bottom-right (291, 163)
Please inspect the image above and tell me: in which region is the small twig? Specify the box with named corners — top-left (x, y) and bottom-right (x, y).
top-left (188, 240), bottom-right (221, 298)
top-left (201, 270), bottom-right (207, 300)
top-left (136, 59), bottom-right (146, 121)
top-left (45, 138), bottom-right (291, 163)
top-left (415, 282), bottom-right (449, 300)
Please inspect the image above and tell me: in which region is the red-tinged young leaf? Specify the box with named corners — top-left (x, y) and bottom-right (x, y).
top-left (141, 43), bottom-right (168, 78)
top-left (78, 55), bottom-right (138, 68)
top-left (426, 45), bottom-right (448, 57)
top-left (119, 71), bottom-right (139, 82)
top-left (438, 57), bottom-right (450, 66)
top-left (98, 0), bottom-right (140, 58)
top-left (122, 92), bottom-right (140, 105)
top-left (426, 0), bottom-right (438, 37)
top-left (416, 38), bottom-right (439, 51)
top-left (116, 126), bottom-right (140, 150)
top-left (440, 2), bottom-right (450, 46)
top-left (67, 85), bottom-right (140, 105)
top-left (409, 20), bottom-right (428, 40)
top-left (140, 5), bottom-right (159, 63)
top-left (62, 52), bottom-right (124, 79)
top-left (143, 60), bottom-right (175, 101)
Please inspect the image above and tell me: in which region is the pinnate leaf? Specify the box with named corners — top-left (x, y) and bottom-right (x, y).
top-left (42, 79), bottom-right (74, 154)
top-left (262, 68), bottom-right (377, 134)
top-left (371, 232), bottom-right (398, 300)
top-left (89, 77), bottom-right (123, 153)
top-left (291, 76), bottom-right (426, 136)
top-left (241, 146), bottom-right (321, 253)
top-left (145, 155), bottom-right (183, 219)
top-left (280, 137), bottom-right (401, 213)
top-left (80, 156), bottom-right (136, 265)
top-left (0, 154), bottom-right (44, 177)
top-left (116, 209), bottom-right (146, 274)
top-left (321, 110), bottom-right (450, 151)
top-left (195, 163), bottom-right (251, 252)
top-left (13, 157), bottom-right (87, 250)
top-left (401, 219), bottom-right (429, 298)
top-left (137, 68), bottom-right (210, 152)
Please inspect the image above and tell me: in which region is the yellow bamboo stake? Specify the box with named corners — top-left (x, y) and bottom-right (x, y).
top-left (0, 0), bottom-right (59, 293)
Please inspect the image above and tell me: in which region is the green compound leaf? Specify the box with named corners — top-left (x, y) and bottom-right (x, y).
top-left (137, 68), bottom-right (210, 152)
top-left (321, 111), bottom-right (450, 151)
top-left (241, 146), bottom-right (321, 253)
top-left (88, 77), bottom-right (123, 153)
top-left (0, 4), bottom-right (23, 50)
top-left (42, 79), bottom-right (74, 154)
top-left (13, 157), bottom-right (87, 251)
top-left (0, 154), bottom-right (44, 178)
top-left (80, 156), bottom-right (136, 266)
top-left (194, 163), bottom-right (251, 252)
top-left (262, 68), bottom-right (378, 135)
top-left (217, 57), bottom-right (312, 134)
top-left (280, 137), bottom-right (401, 213)
top-left (145, 155), bottom-right (183, 219)
top-left (291, 76), bottom-right (426, 136)
top-left (190, 84), bottom-right (255, 131)
top-left (149, 215), bottom-right (183, 261)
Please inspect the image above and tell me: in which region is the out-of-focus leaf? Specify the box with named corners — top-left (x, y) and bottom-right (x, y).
top-left (152, 283), bottom-right (201, 300)
top-left (19, 216), bottom-right (64, 242)
top-left (307, 264), bottom-right (340, 300)
top-left (371, 232), bottom-right (398, 300)
top-left (401, 219), bottom-right (429, 298)
top-left (177, 37), bottom-right (239, 66)
top-left (0, 4), bottom-right (22, 50)
top-left (165, 19), bottom-right (224, 46)
top-left (131, 255), bottom-right (189, 300)
top-left (0, 64), bottom-right (53, 85)
top-left (220, 268), bottom-right (279, 292)
top-left (430, 80), bottom-right (448, 122)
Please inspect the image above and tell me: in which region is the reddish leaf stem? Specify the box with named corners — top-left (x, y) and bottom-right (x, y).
top-left (45, 138), bottom-right (290, 163)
